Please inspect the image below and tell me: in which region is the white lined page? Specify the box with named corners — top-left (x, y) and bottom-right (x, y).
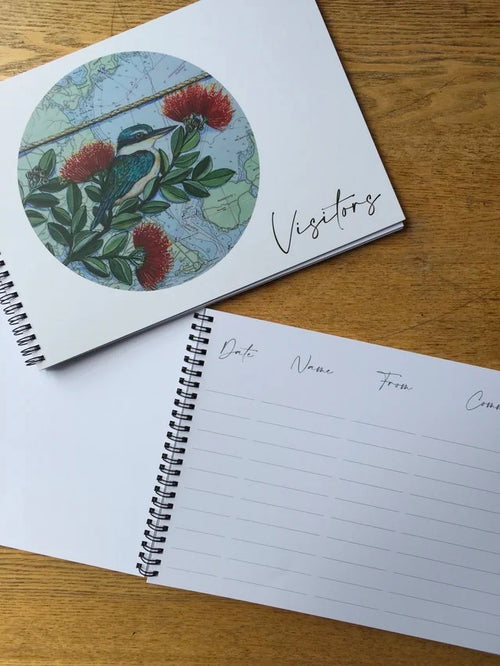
top-left (154, 310), bottom-right (500, 654)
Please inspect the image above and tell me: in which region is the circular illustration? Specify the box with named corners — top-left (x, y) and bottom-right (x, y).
top-left (18, 52), bottom-right (259, 290)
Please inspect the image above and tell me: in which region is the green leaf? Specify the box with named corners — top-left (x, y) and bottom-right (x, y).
top-left (18, 181), bottom-right (25, 200)
top-left (45, 243), bottom-right (55, 256)
top-left (67, 183), bottom-right (82, 214)
top-left (162, 168), bottom-right (192, 185)
top-left (26, 210), bottom-right (46, 227)
top-left (140, 200), bottom-right (171, 214)
top-left (117, 197), bottom-right (140, 215)
top-left (24, 192), bottom-right (59, 208)
top-left (52, 206), bottom-right (72, 226)
top-left (101, 231), bottom-right (129, 258)
top-left (109, 257), bottom-right (133, 285)
top-left (129, 248), bottom-right (146, 267)
top-left (192, 156), bottom-right (213, 181)
top-left (71, 231), bottom-right (102, 258)
top-left (48, 222), bottom-right (72, 246)
top-left (160, 183), bottom-right (189, 204)
top-left (110, 212), bottom-right (142, 230)
top-left (38, 149), bottom-right (56, 177)
top-left (199, 168), bottom-right (235, 188)
top-left (85, 185), bottom-right (102, 203)
top-left (159, 149), bottom-right (169, 174)
top-left (183, 180), bottom-right (210, 198)
top-left (83, 258), bottom-right (110, 278)
top-left (38, 177), bottom-right (67, 192)
top-left (181, 130), bottom-right (200, 153)
top-left (171, 126), bottom-right (185, 158)
top-left (142, 177), bottom-right (159, 201)
top-left (174, 151), bottom-right (200, 169)
top-left (71, 205), bottom-right (87, 233)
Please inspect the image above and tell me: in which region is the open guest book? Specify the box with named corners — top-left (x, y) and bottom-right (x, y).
top-left (0, 0), bottom-right (403, 367)
top-left (0, 309), bottom-right (499, 654)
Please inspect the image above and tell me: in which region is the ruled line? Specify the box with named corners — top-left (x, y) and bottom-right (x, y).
top-left (392, 571), bottom-right (500, 597)
top-left (344, 459), bottom-right (408, 475)
top-left (192, 446), bottom-right (243, 460)
top-left (254, 438), bottom-right (337, 460)
top-left (223, 577), bottom-right (307, 596)
top-left (322, 554), bottom-right (386, 571)
top-left (184, 486), bottom-right (234, 499)
top-left (228, 557), bottom-right (312, 577)
top-left (196, 427), bottom-right (246, 441)
top-left (256, 420), bottom-right (340, 439)
top-left (352, 420), bottom-right (416, 436)
top-left (241, 497), bottom-right (325, 517)
top-left (181, 506), bottom-right (231, 519)
top-left (244, 477), bottom-right (328, 498)
top-left (200, 408), bottom-right (251, 420)
top-left (420, 433), bottom-right (499, 454)
top-left (330, 516), bottom-right (396, 533)
top-left (171, 546), bottom-right (221, 558)
top-left (400, 532), bottom-right (500, 557)
top-left (418, 454), bottom-right (500, 476)
top-left (383, 610), bottom-right (500, 638)
top-left (397, 551), bottom-right (500, 576)
top-left (392, 571), bottom-right (500, 598)
top-left (260, 400), bottom-right (345, 420)
top-left (340, 478), bottom-right (403, 494)
top-left (249, 458), bottom-right (332, 478)
top-left (175, 526), bottom-right (224, 539)
top-left (406, 512), bottom-right (499, 536)
top-left (237, 516), bottom-right (320, 537)
top-left (318, 575), bottom-right (383, 592)
top-left (233, 537), bottom-right (316, 557)
top-left (168, 566), bottom-right (216, 577)
top-left (326, 537), bottom-right (390, 553)
top-left (190, 467), bottom-right (238, 479)
top-left (413, 473), bottom-right (500, 496)
top-left (336, 497), bottom-right (399, 513)
top-left (206, 389), bottom-right (255, 401)
top-left (346, 438), bottom-right (412, 455)
top-left (410, 492), bottom-right (500, 515)
top-left (315, 595), bottom-right (379, 612)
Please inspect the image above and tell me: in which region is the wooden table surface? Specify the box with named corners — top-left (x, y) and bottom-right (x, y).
top-left (0, 1), bottom-right (498, 664)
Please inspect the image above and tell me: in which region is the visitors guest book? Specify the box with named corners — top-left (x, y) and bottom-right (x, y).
top-left (1, 309), bottom-right (498, 654)
top-left (0, 0), bottom-right (404, 367)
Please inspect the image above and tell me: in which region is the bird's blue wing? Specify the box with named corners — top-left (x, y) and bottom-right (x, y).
top-left (102, 151), bottom-right (155, 202)
top-left (91, 151), bottom-right (155, 229)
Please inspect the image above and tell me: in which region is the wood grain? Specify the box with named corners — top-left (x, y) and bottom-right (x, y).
top-left (0, 1), bottom-right (498, 664)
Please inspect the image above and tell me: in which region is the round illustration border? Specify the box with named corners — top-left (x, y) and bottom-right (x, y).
top-left (18, 51), bottom-right (259, 291)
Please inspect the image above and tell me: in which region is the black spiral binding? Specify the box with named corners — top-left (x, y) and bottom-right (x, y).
top-left (136, 310), bottom-right (214, 578)
top-left (0, 253), bottom-right (45, 366)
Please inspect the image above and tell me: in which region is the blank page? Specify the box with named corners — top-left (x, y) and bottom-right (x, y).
top-left (154, 309), bottom-right (500, 655)
top-left (0, 314), bottom-right (191, 574)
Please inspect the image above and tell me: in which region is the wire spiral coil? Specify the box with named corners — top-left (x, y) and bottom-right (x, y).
top-left (0, 254), bottom-right (45, 365)
top-left (136, 310), bottom-right (214, 577)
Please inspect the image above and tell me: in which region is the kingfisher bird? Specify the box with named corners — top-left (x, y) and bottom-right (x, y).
top-left (92, 123), bottom-right (175, 229)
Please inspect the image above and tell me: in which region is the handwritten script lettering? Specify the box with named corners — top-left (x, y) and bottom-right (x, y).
top-left (291, 354), bottom-right (334, 376)
top-left (219, 338), bottom-right (258, 362)
top-left (271, 188), bottom-right (381, 254)
top-left (465, 390), bottom-right (500, 412)
top-left (377, 371), bottom-right (413, 392)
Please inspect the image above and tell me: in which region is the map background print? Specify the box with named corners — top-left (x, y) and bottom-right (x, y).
top-left (18, 51), bottom-right (259, 291)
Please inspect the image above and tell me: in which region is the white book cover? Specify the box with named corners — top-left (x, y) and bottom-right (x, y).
top-left (0, 0), bottom-right (403, 367)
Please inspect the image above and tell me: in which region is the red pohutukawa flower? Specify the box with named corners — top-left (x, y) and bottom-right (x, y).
top-left (133, 222), bottom-right (173, 290)
top-left (162, 83), bottom-right (234, 131)
top-left (60, 141), bottom-right (115, 183)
